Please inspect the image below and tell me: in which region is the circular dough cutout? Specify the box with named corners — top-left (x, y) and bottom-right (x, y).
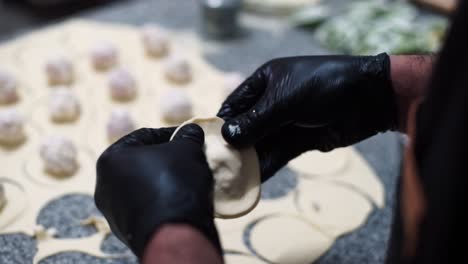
top-left (24, 146), bottom-right (94, 187)
top-left (288, 148), bottom-right (350, 177)
top-left (30, 96), bottom-right (88, 145)
top-left (224, 253), bottom-right (265, 264)
top-left (0, 124), bottom-right (40, 158)
top-left (295, 181), bottom-right (373, 237)
top-left (0, 178), bottom-right (28, 230)
top-left (249, 215), bottom-right (334, 264)
top-left (171, 117), bottom-right (260, 219)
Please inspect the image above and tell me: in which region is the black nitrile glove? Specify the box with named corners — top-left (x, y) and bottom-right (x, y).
top-left (218, 53), bottom-right (398, 181)
top-left (94, 125), bottom-right (221, 258)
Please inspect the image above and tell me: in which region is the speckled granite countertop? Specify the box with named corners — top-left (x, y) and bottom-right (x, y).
top-left (0, 1), bottom-right (403, 263)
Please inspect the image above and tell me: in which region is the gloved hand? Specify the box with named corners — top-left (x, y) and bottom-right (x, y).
top-left (94, 125), bottom-right (221, 258)
top-left (218, 53), bottom-right (398, 180)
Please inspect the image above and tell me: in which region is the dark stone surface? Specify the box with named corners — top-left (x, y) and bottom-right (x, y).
top-left (0, 233), bottom-right (37, 264)
top-left (36, 194), bottom-right (102, 239)
top-left (100, 234), bottom-right (132, 255)
top-left (261, 167), bottom-right (298, 200)
top-left (0, 1), bottom-right (403, 263)
top-left (38, 252), bottom-right (138, 264)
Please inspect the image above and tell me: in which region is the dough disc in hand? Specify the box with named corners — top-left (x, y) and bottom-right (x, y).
top-left (171, 117), bottom-right (261, 219)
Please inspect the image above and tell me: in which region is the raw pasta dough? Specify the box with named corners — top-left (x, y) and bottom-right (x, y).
top-left (45, 55), bottom-right (74, 85)
top-left (49, 88), bottom-right (81, 123)
top-left (0, 108), bottom-right (25, 146)
top-left (141, 24), bottom-right (170, 58)
top-left (288, 148), bottom-right (349, 176)
top-left (171, 117), bottom-right (261, 218)
top-left (0, 20), bottom-right (386, 264)
top-left (225, 254), bottom-right (266, 264)
top-left (164, 56), bottom-right (192, 84)
top-left (250, 215), bottom-right (334, 264)
top-left (0, 183), bottom-right (6, 210)
top-left (295, 180), bottom-right (373, 236)
top-left (0, 70), bottom-right (18, 104)
top-left (108, 68), bottom-right (137, 101)
top-left (160, 89), bottom-right (193, 124)
top-left (106, 108), bottom-right (135, 142)
top-left (40, 136), bottom-right (78, 176)
top-left (90, 41), bottom-right (118, 71)
top-left (0, 179), bottom-right (28, 229)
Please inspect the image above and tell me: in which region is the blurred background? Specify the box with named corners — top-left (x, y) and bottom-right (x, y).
top-left (0, 0), bottom-right (453, 77)
top-left (0, 0), bottom-right (454, 263)
top-left (0, 0), bottom-right (452, 57)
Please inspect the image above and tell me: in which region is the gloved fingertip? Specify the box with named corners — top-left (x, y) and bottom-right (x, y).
top-left (173, 123), bottom-right (205, 146)
top-left (217, 104), bottom-right (235, 120)
top-left (216, 108), bottom-right (228, 120)
top-left (221, 119), bottom-right (248, 146)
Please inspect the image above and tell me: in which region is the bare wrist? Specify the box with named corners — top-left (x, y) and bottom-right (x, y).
top-left (390, 55), bottom-right (434, 132)
top-left (143, 224), bottom-right (223, 264)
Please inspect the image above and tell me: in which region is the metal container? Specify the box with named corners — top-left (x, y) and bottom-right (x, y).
top-left (201, 0), bottom-right (242, 39)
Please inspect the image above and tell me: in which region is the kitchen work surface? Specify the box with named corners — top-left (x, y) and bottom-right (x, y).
top-left (0, 1), bottom-right (403, 263)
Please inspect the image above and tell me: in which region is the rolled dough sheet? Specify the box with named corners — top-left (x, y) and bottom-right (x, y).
top-left (15, 26), bottom-right (78, 97)
top-left (171, 117), bottom-right (261, 219)
top-left (288, 148), bottom-right (350, 177)
top-left (225, 253), bottom-right (267, 264)
top-left (249, 214), bottom-right (334, 264)
top-left (0, 19), bottom-right (386, 264)
top-left (295, 180), bottom-right (373, 237)
top-left (330, 149), bottom-right (385, 208)
top-left (29, 94), bottom-right (91, 145)
top-left (23, 145), bottom-right (95, 190)
top-left (0, 178), bottom-right (28, 230)
top-left (216, 191), bottom-right (300, 254)
top-left (0, 63), bottom-right (35, 111)
top-left (0, 121), bottom-right (41, 162)
top-left (33, 232), bottom-right (125, 263)
top-left (288, 147), bottom-right (384, 208)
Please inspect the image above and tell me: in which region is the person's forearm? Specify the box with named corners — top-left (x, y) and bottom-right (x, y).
top-left (143, 224), bottom-right (223, 264)
top-left (390, 55), bottom-right (435, 133)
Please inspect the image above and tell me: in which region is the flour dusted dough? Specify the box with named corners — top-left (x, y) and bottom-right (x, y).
top-left (160, 89), bottom-right (193, 124)
top-left (40, 136), bottom-right (78, 176)
top-left (171, 117), bottom-right (261, 218)
top-left (164, 56), bottom-right (192, 84)
top-left (142, 24), bottom-right (170, 58)
top-left (45, 55), bottom-right (74, 85)
top-left (0, 108), bottom-right (25, 146)
top-left (288, 148), bottom-right (349, 176)
top-left (49, 87), bottom-right (81, 123)
top-left (0, 69), bottom-right (18, 104)
top-left (250, 215), bottom-right (334, 264)
top-left (108, 68), bottom-right (137, 101)
top-left (90, 40), bottom-right (118, 71)
top-left (106, 108), bottom-right (135, 142)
